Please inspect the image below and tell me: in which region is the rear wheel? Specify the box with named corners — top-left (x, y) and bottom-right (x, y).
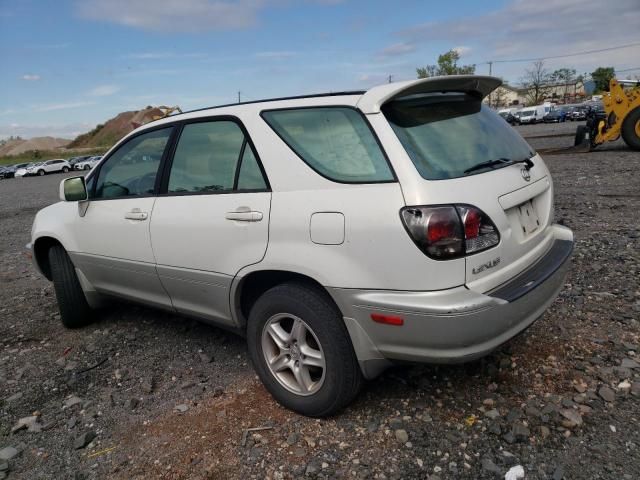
top-left (62, 166), bottom-right (69, 173)
top-left (247, 282), bottom-right (362, 417)
top-left (84, 165), bottom-right (90, 170)
top-left (621, 107), bottom-right (640, 151)
top-left (49, 245), bottom-right (94, 328)
top-left (574, 125), bottom-right (588, 146)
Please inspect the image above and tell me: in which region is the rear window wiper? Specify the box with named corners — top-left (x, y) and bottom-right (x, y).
top-left (464, 157), bottom-right (533, 175)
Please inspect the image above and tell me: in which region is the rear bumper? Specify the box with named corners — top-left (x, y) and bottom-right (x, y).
top-left (330, 225), bottom-right (573, 379)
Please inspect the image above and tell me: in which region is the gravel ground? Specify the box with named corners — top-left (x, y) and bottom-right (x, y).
top-left (1, 121), bottom-right (639, 480)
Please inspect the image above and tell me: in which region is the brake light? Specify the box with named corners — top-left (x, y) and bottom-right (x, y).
top-left (401, 205), bottom-right (499, 260)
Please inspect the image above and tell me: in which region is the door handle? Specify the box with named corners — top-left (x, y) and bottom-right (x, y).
top-left (225, 208), bottom-right (263, 222)
top-left (124, 209), bottom-right (148, 221)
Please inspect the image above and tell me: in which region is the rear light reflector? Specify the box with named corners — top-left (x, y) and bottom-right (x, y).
top-left (371, 313), bottom-right (404, 326)
top-left (401, 204), bottom-right (499, 260)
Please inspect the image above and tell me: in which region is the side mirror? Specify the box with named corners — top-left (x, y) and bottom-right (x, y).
top-left (59, 176), bottom-right (88, 202)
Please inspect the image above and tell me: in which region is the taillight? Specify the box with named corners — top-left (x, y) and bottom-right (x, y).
top-left (400, 205), bottom-right (499, 260)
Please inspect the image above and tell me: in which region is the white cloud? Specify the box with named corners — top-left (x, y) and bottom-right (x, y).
top-left (87, 85), bottom-right (120, 97)
top-left (35, 101), bottom-right (96, 112)
top-left (76, 0), bottom-right (265, 32)
top-left (378, 42), bottom-right (416, 58)
top-left (21, 74), bottom-right (41, 81)
top-left (453, 46), bottom-right (471, 57)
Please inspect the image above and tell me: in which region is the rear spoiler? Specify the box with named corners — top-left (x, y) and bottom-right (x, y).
top-left (357, 75), bottom-right (502, 114)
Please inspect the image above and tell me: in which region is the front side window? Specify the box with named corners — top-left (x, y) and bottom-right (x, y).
top-left (93, 127), bottom-right (172, 199)
top-left (382, 93), bottom-right (534, 180)
top-left (262, 107), bottom-right (393, 183)
top-left (168, 120), bottom-right (268, 193)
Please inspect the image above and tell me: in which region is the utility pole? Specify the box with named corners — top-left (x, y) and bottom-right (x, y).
top-left (238, 91), bottom-right (241, 103)
top-left (488, 61), bottom-right (493, 76)
top-left (388, 75), bottom-right (393, 84)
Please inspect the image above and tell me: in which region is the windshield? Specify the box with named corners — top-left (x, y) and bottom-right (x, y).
top-left (382, 93), bottom-right (534, 180)
top-left (520, 110), bottom-right (533, 117)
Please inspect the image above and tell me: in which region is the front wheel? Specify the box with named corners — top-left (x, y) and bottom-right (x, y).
top-left (49, 245), bottom-right (94, 328)
top-left (84, 165), bottom-right (90, 170)
top-left (38, 169), bottom-right (45, 176)
top-left (247, 282), bottom-right (363, 417)
top-left (62, 166), bottom-right (69, 173)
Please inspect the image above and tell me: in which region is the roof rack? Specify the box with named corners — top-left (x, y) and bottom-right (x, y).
top-left (170, 90), bottom-right (367, 117)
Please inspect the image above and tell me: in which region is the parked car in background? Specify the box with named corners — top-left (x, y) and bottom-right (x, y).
top-left (543, 109), bottom-right (566, 123)
top-left (518, 105), bottom-right (546, 124)
top-left (30, 75), bottom-right (574, 416)
top-left (15, 162), bottom-right (37, 177)
top-left (569, 106), bottom-right (587, 121)
top-left (2, 163), bottom-right (28, 178)
top-left (74, 156), bottom-right (102, 170)
top-left (498, 109), bottom-right (519, 125)
top-left (0, 166), bottom-right (8, 179)
top-left (67, 156), bottom-right (92, 168)
top-left (25, 159), bottom-right (71, 176)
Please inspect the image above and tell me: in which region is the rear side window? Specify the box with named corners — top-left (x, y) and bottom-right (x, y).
top-left (262, 107), bottom-right (393, 183)
top-left (167, 120), bottom-right (268, 193)
top-left (383, 93), bottom-right (534, 180)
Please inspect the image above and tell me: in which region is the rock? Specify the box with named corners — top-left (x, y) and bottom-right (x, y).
top-left (481, 458), bottom-right (501, 476)
top-left (573, 383), bottom-right (587, 393)
top-left (485, 409), bottom-right (501, 420)
top-left (198, 352), bottom-right (213, 364)
top-left (212, 386), bottom-right (224, 397)
top-left (618, 380), bottom-right (631, 392)
top-left (540, 426), bottom-right (551, 438)
top-left (366, 421), bottom-right (378, 433)
top-left (11, 415), bottom-right (41, 433)
top-left (73, 431), bottom-right (96, 450)
top-left (483, 398), bottom-right (495, 407)
top-left (502, 432), bottom-right (515, 444)
top-left (0, 447), bottom-right (19, 461)
top-left (126, 398), bottom-right (140, 410)
top-left (180, 381), bottom-right (196, 390)
top-left (174, 404), bottom-right (188, 413)
top-left (511, 423), bottom-right (530, 442)
top-left (598, 386), bottom-right (615, 403)
top-left (505, 465), bottom-right (525, 480)
top-left (5, 392), bottom-right (22, 403)
top-left (63, 395), bottom-right (82, 409)
top-left (0, 462), bottom-right (7, 472)
top-left (620, 358), bottom-right (639, 369)
top-left (141, 377), bottom-right (154, 394)
top-left (631, 382), bottom-right (640, 396)
top-left (286, 433), bottom-right (299, 445)
top-left (394, 429), bottom-right (409, 443)
top-left (389, 418), bottom-right (403, 429)
top-left (67, 417), bottom-right (77, 429)
top-left (552, 465), bottom-right (565, 480)
top-left (560, 409), bottom-right (583, 428)
top-left (305, 462), bottom-right (320, 476)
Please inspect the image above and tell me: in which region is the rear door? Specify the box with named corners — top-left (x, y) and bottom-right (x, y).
top-left (150, 118), bottom-right (271, 325)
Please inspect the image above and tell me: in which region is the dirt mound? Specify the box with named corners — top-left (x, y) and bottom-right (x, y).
top-left (0, 137), bottom-right (70, 156)
top-left (69, 106), bottom-right (161, 149)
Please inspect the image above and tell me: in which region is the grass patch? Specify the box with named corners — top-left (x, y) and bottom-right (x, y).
top-left (0, 147), bottom-right (109, 166)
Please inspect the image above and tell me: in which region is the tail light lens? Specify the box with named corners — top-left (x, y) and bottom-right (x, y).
top-left (401, 205), bottom-right (499, 260)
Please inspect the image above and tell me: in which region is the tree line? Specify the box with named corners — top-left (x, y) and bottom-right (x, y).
top-left (416, 49), bottom-right (617, 105)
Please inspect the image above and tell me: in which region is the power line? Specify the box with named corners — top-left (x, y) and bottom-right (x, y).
top-left (481, 41), bottom-right (640, 65)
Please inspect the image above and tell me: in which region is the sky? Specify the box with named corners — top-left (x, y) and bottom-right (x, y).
top-left (1, 0), bottom-right (639, 140)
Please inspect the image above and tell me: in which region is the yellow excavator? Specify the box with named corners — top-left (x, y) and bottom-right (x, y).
top-left (575, 78), bottom-right (640, 151)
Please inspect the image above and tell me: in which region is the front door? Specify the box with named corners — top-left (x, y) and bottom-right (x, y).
top-left (70, 126), bottom-right (175, 308)
top-left (150, 119), bottom-right (271, 324)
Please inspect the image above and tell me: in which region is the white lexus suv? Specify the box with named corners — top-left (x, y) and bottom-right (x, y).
top-left (29, 76), bottom-right (573, 416)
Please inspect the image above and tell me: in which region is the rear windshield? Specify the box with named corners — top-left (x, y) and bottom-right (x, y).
top-left (382, 93), bottom-right (534, 180)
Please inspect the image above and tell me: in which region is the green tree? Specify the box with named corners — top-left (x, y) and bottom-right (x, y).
top-left (591, 67), bottom-right (615, 92)
top-left (416, 49), bottom-right (476, 78)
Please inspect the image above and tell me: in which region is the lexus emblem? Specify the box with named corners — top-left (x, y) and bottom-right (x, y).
top-left (521, 167), bottom-right (531, 181)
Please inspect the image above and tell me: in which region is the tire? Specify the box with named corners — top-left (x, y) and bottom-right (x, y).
top-left (621, 107), bottom-right (640, 151)
top-left (84, 165), bottom-right (90, 170)
top-left (62, 166), bottom-right (69, 173)
top-left (38, 169), bottom-right (45, 176)
top-left (247, 282), bottom-right (363, 417)
top-left (574, 125), bottom-right (588, 146)
top-left (48, 245), bottom-right (93, 328)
